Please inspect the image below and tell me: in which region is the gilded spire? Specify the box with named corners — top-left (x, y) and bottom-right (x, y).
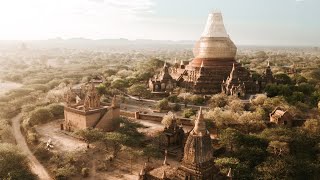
top-left (267, 59), bottom-right (270, 67)
top-left (202, 11), bottom-right (228, 38)
top-left (193, 107), bottom-right (206, 135)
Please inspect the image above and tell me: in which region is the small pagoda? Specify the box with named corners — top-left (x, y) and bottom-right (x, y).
top-left (139, 108), bottom-right (225, 180)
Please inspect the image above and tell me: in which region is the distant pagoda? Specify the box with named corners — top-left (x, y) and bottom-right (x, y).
top-left (170, 11), bottom-right (258, 95)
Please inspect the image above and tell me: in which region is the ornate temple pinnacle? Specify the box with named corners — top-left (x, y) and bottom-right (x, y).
top-left (202, 11), bottom-right (228, 38)
top-left (227, 168), bottom-right (233, 178)
top-left (193, 11), bottom-right (237, 59)
top-left (164, 60), bottom-right (167, 67)
top-left (200, 60), bottom-right (204, 68)
top-left (193, 107), bottom-right (206, 135)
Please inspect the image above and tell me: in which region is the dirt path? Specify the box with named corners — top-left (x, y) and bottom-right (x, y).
top-left (12, 114), bottom-right (53, 180)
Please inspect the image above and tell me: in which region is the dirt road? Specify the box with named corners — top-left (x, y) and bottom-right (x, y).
top-left (12, 114), bottom-right (52, 180)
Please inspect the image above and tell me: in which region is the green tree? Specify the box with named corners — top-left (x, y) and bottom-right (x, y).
top-left (267, 141), bottom-right (290, 156)
top-left (161, 112), bottom-right (180, 128)
top-left (104, 132), bottom-right (123, 157)
top-left (238, 111), bottom-right (266, 134)
top-left (293, 74), bottom-right (307, 84)
top-left (29, 107), bottom-right (54, 126)
top-left (156, 98), bottom-right (170, 110)
top-left (220, 128), bottom-right (241, 151)
top-left (190, 95), bottom-right (205, 105)
top-left (274, 73), bottom-right (292, 85)
top-left (209, 93), bottom-right (228, 108)
top-left (303, 119), bottom-right (320, 135)
top-left (182, 108), bottom-right (196, 118)
top-left (96, 83), bottom-right (107, 95)
top-left (214, 157), bottom-right (240, 174)
top-left (47, 103), bottom-right (64, 118)
top-left (127, 84), bottom-right (151, 98)
top-left (76, 128), bottom-right (104, 148)
top-left (0, 143), bottom-right (37, 180)
top-left (111, 78), bottom-right (129, 90)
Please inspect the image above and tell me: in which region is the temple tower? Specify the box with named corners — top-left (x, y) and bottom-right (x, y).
top-left (176, 108), bottom-right (221, 179)
top-left (175, 11), bottom-right (257, 95)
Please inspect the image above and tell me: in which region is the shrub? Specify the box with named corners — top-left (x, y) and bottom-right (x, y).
top-left (47, 103), bottom-right (64, 118)
top-left (81, 168), bottom-right (90, 178)
top-left (156, 98), bottom-right (170, 110)
top-left (29, 108), bottom-right (54, 126)
top-left (183, 108), bottom-right (196, 118)
top-left (0, 143), bottom-right (37, 180)
top-left (54, 164), bottom-right (77, 180)
top-left (27, 131), bottom-right (39, 144)
top-left (127, 84), bottom-right (151, 98)
top-left (171, 103), bottom-right (181, 112)
top-left (210, 93), bottom-right (228, 108)
top-left (167, 94), bottom-right (179, 103)
top-left (33, 144), bottom-right (53, 161)
top-left (190, 95), bottom-right (205, 105)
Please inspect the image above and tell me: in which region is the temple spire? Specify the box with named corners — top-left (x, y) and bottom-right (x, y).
top-left (202, 10), bottom-right (228, 38)
top-left (163, 149), bottom-right (168, 165)
top-left (163, 61), bottom-right (169, 74)
top-left (193, 107), bottom-right (206, 135)
top-left (200, 60), bottom-right (204, 68)
top-left (227, 168), bottom-right (233, 180)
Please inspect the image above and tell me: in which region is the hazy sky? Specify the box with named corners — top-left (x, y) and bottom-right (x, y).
top-left (0, 0), bottom-right (319, 46)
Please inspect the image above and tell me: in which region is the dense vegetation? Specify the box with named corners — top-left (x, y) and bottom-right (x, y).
top-left (0, 47), bottom-right (320, 179)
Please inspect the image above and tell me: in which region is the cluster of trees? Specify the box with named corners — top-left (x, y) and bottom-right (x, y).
top-left (47, 117), bottom-right (161, 179)
top-left (76, 118), bottom-right (160, 157)
top-left (216, 124), bottom-right (320, 179)
top-left (0, 143), bottom-right (37, 180)
top-left (265, 74), bottom-right (320, 108)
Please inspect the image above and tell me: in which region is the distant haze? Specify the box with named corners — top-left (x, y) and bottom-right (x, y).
top-left (0, 0), bottom-right (319, 46)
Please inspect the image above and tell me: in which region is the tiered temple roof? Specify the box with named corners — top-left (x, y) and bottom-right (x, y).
top-left (169, 11), bottom-right (257, 95)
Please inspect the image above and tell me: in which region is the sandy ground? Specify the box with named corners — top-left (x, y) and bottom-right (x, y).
top-left (34, 115), bottom-right (188, 179)
top-left (81, 149), bottom-right (180, 180)
top-left (12, 114), bottom-right (53, 180)
top-left (35, 119), bottom-right (87, 152)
